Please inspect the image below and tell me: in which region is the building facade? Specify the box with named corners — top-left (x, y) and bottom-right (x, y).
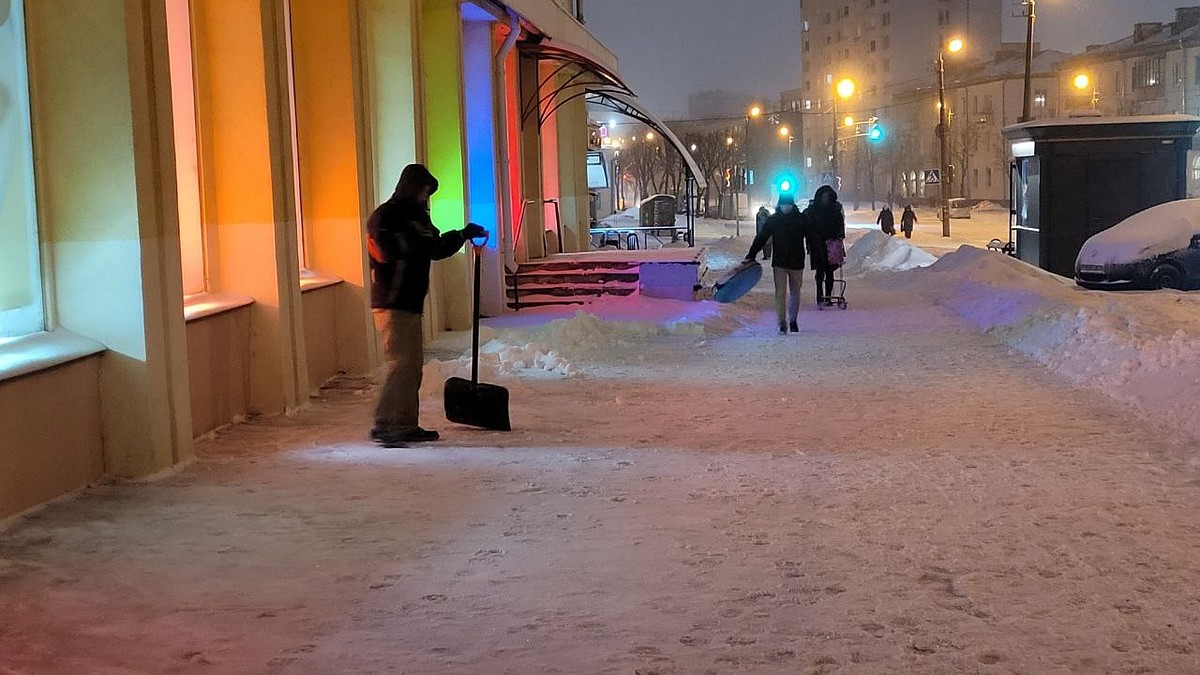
top-left (795, 0), bottom-right (1002, 194)
top-left (1052, 7), bottom-right (1200, 196)
top-left (883, 46), bottom-right (1065, 204)
top-left (0, 0), bottom-right (638, 519)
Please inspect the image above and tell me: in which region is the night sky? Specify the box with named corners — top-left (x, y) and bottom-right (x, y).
top-left (585, 0), bottom-right (1188, 118)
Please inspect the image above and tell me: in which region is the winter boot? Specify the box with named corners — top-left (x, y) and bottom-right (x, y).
top-left (789, 321), bottom-right (799, 333)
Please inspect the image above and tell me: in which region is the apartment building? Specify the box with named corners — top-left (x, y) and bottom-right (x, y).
top-left (793, 0), bottom-right (1001, 193)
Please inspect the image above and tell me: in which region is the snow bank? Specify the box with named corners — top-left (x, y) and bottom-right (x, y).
top-left (425, 296), bottom-right (759, 385)
top-left (1077, 198), bottom-right (1200, 266)
top-left (844, 230), bottom-right (938, 273)
top-left (971, 200), bottom-right (1007, 212)
top-left (905, 246), bottom-right (1200, 439)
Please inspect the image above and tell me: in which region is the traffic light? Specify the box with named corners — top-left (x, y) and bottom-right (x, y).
top-left (777, 175), bottom-right (798, 196)
top-left (867, 122), bottom-right (885, 142)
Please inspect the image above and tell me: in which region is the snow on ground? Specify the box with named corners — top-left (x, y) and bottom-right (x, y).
top-left (899, 244), bottom-right (1200, 441)
top-left (8, 217), bottom-right (1200, 673)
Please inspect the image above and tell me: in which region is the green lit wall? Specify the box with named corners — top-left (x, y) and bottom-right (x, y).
top-left (419, 0), bottom-right (469, 329)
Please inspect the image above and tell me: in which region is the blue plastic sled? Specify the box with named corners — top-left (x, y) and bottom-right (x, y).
top-left (713, 260), bottom-right (763, 303)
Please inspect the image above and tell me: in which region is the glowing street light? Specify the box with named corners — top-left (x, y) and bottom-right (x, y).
top-left (843, 115), bottom-right (855, 128)
top-left (645, 131), bottom-right (655, 141)
top-left (726, 135), bottom-right (734, 146)
top-left (836, 78), bottom-right (856, 99)
top-left (778, 126), bottom-right (790, 138)
top-left (749, 105), bottom-right (763, 118)
top-left (938, 37), bottom-right (965, 237)
top-left (1073, 72), bottom-right (1100, 109)
top-left (690, 143), bottom-right (698, 152)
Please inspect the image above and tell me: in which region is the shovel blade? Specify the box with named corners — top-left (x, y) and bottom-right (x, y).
top-left (444, 377), bottom-right (512, 431)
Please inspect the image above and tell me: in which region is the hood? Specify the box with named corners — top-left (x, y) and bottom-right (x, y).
top-left (812, 185), bottom-right (838, 205)
top-left (391, 163), bottom-right (439, 202)
top-left (1077, 199), bottom-right (1200, 267)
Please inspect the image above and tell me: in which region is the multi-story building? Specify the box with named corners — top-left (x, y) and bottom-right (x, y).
top-left (795, 0), bottom-right (1002, 194)
top-left (1054, 7), bottom-right (1200, 119)
top-left (885, 46), bottom-right (1066, 204)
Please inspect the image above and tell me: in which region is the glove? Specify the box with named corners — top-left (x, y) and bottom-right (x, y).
top-left (463, 223), bottom-right (487, 240)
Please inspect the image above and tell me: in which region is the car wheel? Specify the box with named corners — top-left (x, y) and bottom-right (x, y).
top-left (1150, 264), bottom-right (1184, 290)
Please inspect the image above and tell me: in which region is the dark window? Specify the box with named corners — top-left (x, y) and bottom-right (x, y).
top-left (1133, 56), bottom-right (1165, 89)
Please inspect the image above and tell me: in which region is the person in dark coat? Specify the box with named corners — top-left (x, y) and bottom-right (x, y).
top-left (754, 205), bottom-right (772, 260)
top-left (877, 205), bottom-right (895, 235)
top-left (900, 205), bottom-right (918, 239)
top-left (367, 164), bottom-right (486, 445)
top-left (804, 185), bottom-right (846, 306)
top-left (746, 194), bottom-right (810, 334)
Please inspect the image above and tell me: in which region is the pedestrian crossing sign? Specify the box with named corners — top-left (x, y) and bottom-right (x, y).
top-left (924, 169), bottom-right (941, 185)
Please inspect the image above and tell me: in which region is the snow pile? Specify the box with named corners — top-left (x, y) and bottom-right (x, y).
top-left (844, 230), bottom-right (938, 273)
top-left (427, 298), bottom-right (758, 384)
top-left (905, 245), bottom-right (1200, 438)
top-left (971, 200), bottom-right (1007, 212)
top-left (1077, 198), bottom-right (1200, 266)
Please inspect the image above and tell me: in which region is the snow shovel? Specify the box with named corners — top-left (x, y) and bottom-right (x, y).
top-left (444, 233), bottom-right (511, 432)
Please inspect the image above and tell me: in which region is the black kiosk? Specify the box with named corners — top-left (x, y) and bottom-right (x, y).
top-left (1002, 115), bottom-right (1200, 277)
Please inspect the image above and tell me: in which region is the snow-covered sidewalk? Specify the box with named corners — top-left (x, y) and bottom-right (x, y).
top-left (4, 229), bottom-right (1200, 674)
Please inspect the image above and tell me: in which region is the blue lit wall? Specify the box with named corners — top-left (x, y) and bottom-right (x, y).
top-left (462, 16), bottom-right (498, 249)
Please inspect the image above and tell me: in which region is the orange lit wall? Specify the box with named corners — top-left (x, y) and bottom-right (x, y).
top-left (191, 0), bottom-right (308, 414)
top-left (290, 0), bottom-right (372, 378)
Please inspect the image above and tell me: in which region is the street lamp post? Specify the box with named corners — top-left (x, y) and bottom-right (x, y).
top-left (831, 78), bottom-right (855, 187)
top-left (1020, 0), bottom-right (1036, 123)
top-left (938, 38), bottom-right (964, 238)
top-left (1073, 73), bottom-right (1099, 109)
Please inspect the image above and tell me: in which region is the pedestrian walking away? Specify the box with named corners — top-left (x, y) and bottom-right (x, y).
top-left (367, 163), bottom-right (487, 446)
top-left (877, 205), bottom-right (895, 236)
top-left (746, 194), bottom-right (810, 334)
top-left (754, 205), bottom-right (772, 260)
top-left (804, 185), bottom-right (846, 307)
top-left (900, 205), bottom-right (917, 239)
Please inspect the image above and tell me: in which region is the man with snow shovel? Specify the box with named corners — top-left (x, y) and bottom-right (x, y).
top-left (367, 164), bottom-right (486, 446)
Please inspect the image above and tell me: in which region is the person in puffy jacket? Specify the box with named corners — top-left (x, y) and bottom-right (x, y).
top-left (877, 205), bottom-right (895, 235)
top-left (367, 163), bottom-right (486, 445)
top-left (754, 205), bottom-right (773, 260)
top-left (900, 205), bottom-right (918, 239)
top-left (746, 194), bottom-right (811, 334)
top-left (804, 185), bottom-right (846, 307)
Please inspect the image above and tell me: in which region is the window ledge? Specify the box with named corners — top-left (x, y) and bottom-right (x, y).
top-left (184, 292), bottom-right (255, 322)
top-left (0, 329), bottom-right (107, 384)
top-left (300, 269), bottom-right (343, 293)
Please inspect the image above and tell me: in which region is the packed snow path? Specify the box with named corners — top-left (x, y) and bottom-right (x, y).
top-left (4, 264), bottom-right (1200, 673)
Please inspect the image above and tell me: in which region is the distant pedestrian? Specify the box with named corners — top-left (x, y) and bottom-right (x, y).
top-left (755, 205), bottom-right (772, 260)
top-left (804, 185), bottom-right (846, 307)
top-left (877, 205), bottom-right (895, 236)
top-left (367, 164), bottom-right (487, 446)
top-left (746, 194), bottom-right (810, 334)
top-left (900, 205), bottom-right (917, 239)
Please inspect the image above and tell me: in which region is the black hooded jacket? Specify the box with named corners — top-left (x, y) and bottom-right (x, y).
top-left (747, 202), bottom-right (810, 269)
top-left (804, 185), bottom-right (846, 268)
top-left (368, 164), bottom-right (468, 312)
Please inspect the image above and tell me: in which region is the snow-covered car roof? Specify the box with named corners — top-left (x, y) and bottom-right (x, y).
top-left (1077, 199), bottom-right (1200, 266)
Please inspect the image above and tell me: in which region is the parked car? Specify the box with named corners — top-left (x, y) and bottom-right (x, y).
top-left (948, 198), bottom-right (972, 219)
top-left (1075, 199), bottom-right (1200, 290)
